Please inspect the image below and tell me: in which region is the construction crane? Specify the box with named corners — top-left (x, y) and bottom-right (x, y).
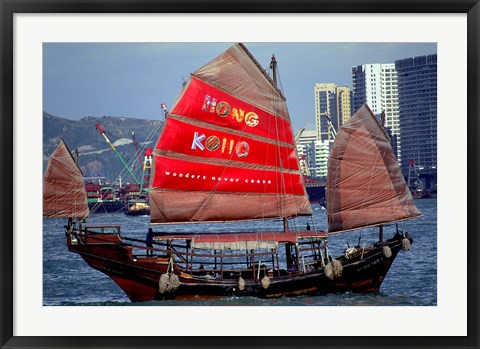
top-left (323, 112), bottom-right (337, 140)
top-left (95, 123), bottom-right (139, 184)
top-left (294, 127), bottom-right (305, 143)
top-left (293, 128), bottom-right (312, 177)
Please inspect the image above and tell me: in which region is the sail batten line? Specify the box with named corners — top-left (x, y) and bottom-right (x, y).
top-left (327, 215), bottom-right (420, 235)
top-left (150, 215), bottom-right (310, 226)
top-left (152, 151), bottom-right (303, 176)
top-left (151, 187), bottom-right (310, 198)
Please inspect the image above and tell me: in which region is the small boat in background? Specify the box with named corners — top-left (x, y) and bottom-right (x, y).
top-left (124, 195), bottom-right (150, 216)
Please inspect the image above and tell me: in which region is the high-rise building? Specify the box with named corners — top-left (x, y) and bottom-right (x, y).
top-left (351, 63), bottom-right (400, 160)
top-left (296, 129), bottom-right (332, 179)
top-left (296, 129), bottom-right (318, 177)
top-left (395, 54), bottom-right (437, 187)
top-left (312, 140), bottom-right (330, 178)
top-left (314, 83), bottom-right (351, 142)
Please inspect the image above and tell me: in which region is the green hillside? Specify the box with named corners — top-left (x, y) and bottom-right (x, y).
top-left (43, 112), bottom-right (163, 184)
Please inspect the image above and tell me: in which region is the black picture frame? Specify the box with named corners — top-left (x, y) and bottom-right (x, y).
top-left (1, 1), bottom-right (479, 348)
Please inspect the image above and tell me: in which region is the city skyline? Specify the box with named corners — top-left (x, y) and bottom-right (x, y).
top-left (43, 42), bottom-right (437, 133)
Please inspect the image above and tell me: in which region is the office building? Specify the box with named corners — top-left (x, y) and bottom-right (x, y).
top-left (351, 63), bottom-right (401, 160)
top-left (395, 54), bottom-right (437, 187)
top-left (314, 83), bottom-right (352, 142)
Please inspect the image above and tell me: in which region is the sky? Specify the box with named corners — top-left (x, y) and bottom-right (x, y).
top-left (43, 42), bottom-right (437, 133)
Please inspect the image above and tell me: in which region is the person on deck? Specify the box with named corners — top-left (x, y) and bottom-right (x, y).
top-left (146, 228), bottom-right (154, 256)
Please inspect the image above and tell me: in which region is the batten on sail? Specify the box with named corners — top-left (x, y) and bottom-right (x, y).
top-left (43, 139), bottom-right (89, 219)
top-left (327, 104), bottom-right (421, 234)
top-left (149, 43), bottom-right (311, 224)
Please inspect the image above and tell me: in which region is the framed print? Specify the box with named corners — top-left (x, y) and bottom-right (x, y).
top-left (1, 1), bottom-right (479, 348)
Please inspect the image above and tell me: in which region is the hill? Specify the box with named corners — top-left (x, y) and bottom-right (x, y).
top-left (43, 112), bottom-right (164, 183)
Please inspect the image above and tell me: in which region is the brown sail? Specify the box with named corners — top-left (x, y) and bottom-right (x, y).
top-left (149, 43), bottom-right (311, 224)
top-left (43, 139), bottom-right (89, 219)
top-left (327, 104), bottom-right (421, 233)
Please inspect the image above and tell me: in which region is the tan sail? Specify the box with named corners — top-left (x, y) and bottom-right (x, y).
top-left (327, 104), bottom-right (421, 233)
top-left (43, 139), bottom-right (89, 219)
top-left (149, 43), bottom-right (311, 224)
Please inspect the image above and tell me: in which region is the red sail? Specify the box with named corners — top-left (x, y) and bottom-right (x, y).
top-left (327, 104), bottom-right (421, 233)
top-left (43, 139), bottom-right (89, 219)
top-left (150, 43), bottom-right (311, 223)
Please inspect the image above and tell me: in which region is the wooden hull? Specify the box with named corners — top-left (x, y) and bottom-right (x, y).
top-left (67, 233), bottom-right (412, 302)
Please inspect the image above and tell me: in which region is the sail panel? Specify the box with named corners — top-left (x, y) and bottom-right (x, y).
top-left (156, 117), bottom-right (299, 171)
top-left (152, 155), bottom-right (306, 196)
top-left (327, 104), bottom-right (421, 233)
top-left (150, 189), bottom-right (311, 224)
top-left (170, 77), bottom-right (295, 145)
top-left (43, 139), bottom-right (89, 219)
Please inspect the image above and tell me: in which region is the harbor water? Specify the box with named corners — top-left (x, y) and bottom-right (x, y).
top-left (43, 198), bottom-right (437, 306)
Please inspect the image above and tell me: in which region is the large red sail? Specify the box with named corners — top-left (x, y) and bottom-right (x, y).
top-left (327, 104), bottom-right (421, 233)
top-left (150, 43), bottom-right (311, 223)
top-left (43, 139), bottom-right (89, 219)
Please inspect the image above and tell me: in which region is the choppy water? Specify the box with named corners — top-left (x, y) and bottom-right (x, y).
top-left (43, 198), bottom-right (437, 306)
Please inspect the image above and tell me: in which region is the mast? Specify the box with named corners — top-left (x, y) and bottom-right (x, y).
top-left (270, 53), bottom-right (289, 233)
top-left (270, 54), bottom-right (277, 87)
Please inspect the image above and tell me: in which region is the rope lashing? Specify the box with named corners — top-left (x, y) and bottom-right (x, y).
top-left (261, 275), bottom-right (271, 289)
top-left (325, 263), bottom-right (334, 280)
top-left (325, 253), bottom-right (343, 280)
top-left (332, 259), bottom-right (343, 278)
top-left (168, 274), bottom-right (180, 292)
top-left (383, 245), bottom-right (392, 258)
top-left (158, 274), bottom-right (169, 294)
top-left (158, 258), bottom-right (180, 294)
top-left (238, 276), bottom-right (246, 291)
top-left (344, 247), bottom-right (357, 259)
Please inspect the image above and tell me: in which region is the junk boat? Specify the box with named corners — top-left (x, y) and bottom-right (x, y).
top-left (43, 43), bottom-right (421, 302)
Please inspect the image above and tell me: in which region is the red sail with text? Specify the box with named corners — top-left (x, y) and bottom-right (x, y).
top-left (150, 43), bottom-right (311, 224)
